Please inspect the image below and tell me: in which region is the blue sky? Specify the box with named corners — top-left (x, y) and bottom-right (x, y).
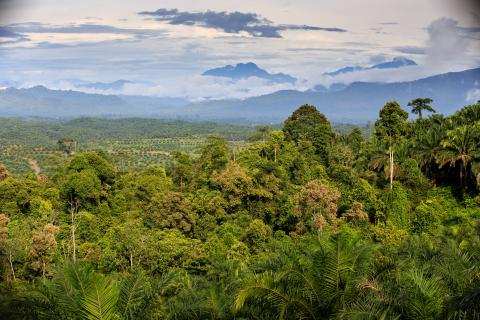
top-left (0, 0), bottom-right (479, 100)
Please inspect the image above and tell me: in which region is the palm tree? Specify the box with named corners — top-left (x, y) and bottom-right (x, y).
top-left (9, 263), bottom-right (162, 320)
top-left (410, 120), bottom-right (446, 181)
top-left (435, 124), bottom-right (480, 192)
top-left (234, 233), bottom-right (381, 319)
top-left (452, 101), bottom-right (480, 125)
top-left (408, 98), bottom-right (436, 119)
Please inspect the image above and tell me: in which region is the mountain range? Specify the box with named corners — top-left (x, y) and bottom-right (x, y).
top-left (77, 80), bottom-right (133, 91)
top-left (0, 67), bottom-right (478, 123)
top-left (202, 62), bottom-right (297, 84)
top-left (323, 57), bottom-right (417, 77)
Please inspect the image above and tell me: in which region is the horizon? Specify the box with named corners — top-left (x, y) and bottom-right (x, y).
top-left (1, 0), bottom-right (480, 101)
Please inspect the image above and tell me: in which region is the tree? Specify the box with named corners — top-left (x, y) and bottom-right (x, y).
top-left (148, 191), bottom-right (195, 234)
top-left (235, 233), bottom-right (377, 319)
top-left (197, 136), bottom-right (229, 179)
top-left (435, 124), bottom-right (480, 193)
top-left (375, 101), bottom-right (409, 189)
top-left (346, 128), bottom-right (364, 154)
top-left (248, 125), bottom-right (272, 142)
top-left (58, 138), bottom-right (77, 155)
top-left (30, 223), bottom-right (59, 279)
top-left (171, 152), bottom-right (194, 192)
top-left (408, 98), bottom-right (435, 119)
top-left (0, 214), bottom-right (16, 281)
top-left (0, 164), bottom-right (10, 181)
top-left (283, 104), bottom-right (334, 162)
top-left (293, 180), bottom-right (341, 234)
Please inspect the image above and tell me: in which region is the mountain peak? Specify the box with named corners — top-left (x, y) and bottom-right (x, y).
top-left (324, 57), bottom-right (417, 77)
top-left (202, 62), bottom-right (297, 84)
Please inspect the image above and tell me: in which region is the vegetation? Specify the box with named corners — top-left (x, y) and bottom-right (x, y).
top-left (0, 100), bottom-right (479, 319)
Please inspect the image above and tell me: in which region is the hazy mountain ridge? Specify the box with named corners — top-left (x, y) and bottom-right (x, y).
top-left (0, 67), bottom-right (478, 123)
top-left (182, 67), bottom-right (480, 122)
top-left (323, 57), bottom-right (417, 77)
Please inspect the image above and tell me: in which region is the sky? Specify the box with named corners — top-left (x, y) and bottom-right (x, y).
top-left (0, 0), bottom-right (479, 100)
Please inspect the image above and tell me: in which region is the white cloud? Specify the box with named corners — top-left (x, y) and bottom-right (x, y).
top-left (466, 88), bottom-right (480, 102)
top-left (104, 76), bottom-right (304, 100)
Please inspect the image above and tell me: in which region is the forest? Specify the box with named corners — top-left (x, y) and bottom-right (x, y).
top-left (0, 99), bottom-right (479, 319)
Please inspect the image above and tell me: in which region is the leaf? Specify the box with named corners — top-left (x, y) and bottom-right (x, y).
top-left (81, 276), bottom-right (119, 320)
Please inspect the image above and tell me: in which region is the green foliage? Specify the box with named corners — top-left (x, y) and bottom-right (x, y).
top-left (0, 101), bottom-right (479, 320)
top-left (283, 104), bottom-right (334, 161)
top-left (381, 182), bottom-right (411, 227)
top-left (375, 101), bottom-right (409, 144)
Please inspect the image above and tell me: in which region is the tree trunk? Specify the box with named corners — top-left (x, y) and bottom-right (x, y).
top-left (70, 195), bottom-right (77, 264)
top-left (71, 219), bottom-right (76, 263)
top-left (8, 250), bottom-right (16, 281)
top-left (130, 252), bottom-right (133, 270)
top-left (389, 148), bottom-right (394, 190)
top-left (274, 147), bottom-right (277, 163)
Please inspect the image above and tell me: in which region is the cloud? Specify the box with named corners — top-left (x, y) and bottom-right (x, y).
top-left (139, 8), bottom-right (346, 38)
top-left (466, 88), bottom-right (480, 102)
top-left (0, 26), bottom-right (29, 44)
top-left (45, 75), bottom-right (305, 101)
top-left (368, 54), bottom-right (388, 64)
top-left (7, 22), bottom-right (162, 38)
top-left (286, 47), bottom-right (365, 53)
top-left (394, 46), bottom-right (426, 55)
top-left (425, 18), bottom-right (473, 68)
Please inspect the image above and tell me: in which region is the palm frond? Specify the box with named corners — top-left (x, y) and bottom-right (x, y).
top-left (117, 273), bottom-right (150, 320)
top-left (81, 276), bottom-right (119, 320)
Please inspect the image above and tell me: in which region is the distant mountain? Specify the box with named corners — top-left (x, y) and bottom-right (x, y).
top-left (202, 62), bottom-right (297, 84)
top-left (179, 67), bottom-right (480, 123)
top-left (77, 80), bottom-right (133, 91)
top-left (371, 57), bottom-right (417, 69)
top-left (0, 86), bottom-right (187, 117)
top-left (312, 83), bottom-right (348, 93)
top-left (324, 57), bottom-right (417, 77)
top-left (0, 80), bottom-right (20, 89)
top-left (0, 68), bottom-right (478, 123)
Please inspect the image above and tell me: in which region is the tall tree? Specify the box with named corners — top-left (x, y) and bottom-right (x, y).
top-left (375, 101), bottom-right (409, 189)
top-left (283, 104), bottom-right (334, 162)
top-left (408, 98), bottom-right (435, 119)
top-left (197, 136), bottom-right (229, 179)
top-left (171, 152), bottom-right (194, 192)
top-left (30, 223), bottom-right (59, 279)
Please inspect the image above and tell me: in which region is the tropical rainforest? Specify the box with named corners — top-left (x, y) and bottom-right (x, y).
top-left (0, 100), bottom-right (479, 320)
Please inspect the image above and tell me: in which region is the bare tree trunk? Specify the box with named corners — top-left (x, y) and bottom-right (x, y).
top-left (71, 213), bottom-right (76, 263)
top-left (70, 195), bottom-right (77, 264)
top-left (130, 252), bottom-right (133, 270)
top-left (389, 148), bottom-right (394, 190)
top-left (8, 250), bottom-right (16, 281)
top-left (274, 147), bottom-right (277, 163)
top-left (42, 261), bottom-right (46, 280)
